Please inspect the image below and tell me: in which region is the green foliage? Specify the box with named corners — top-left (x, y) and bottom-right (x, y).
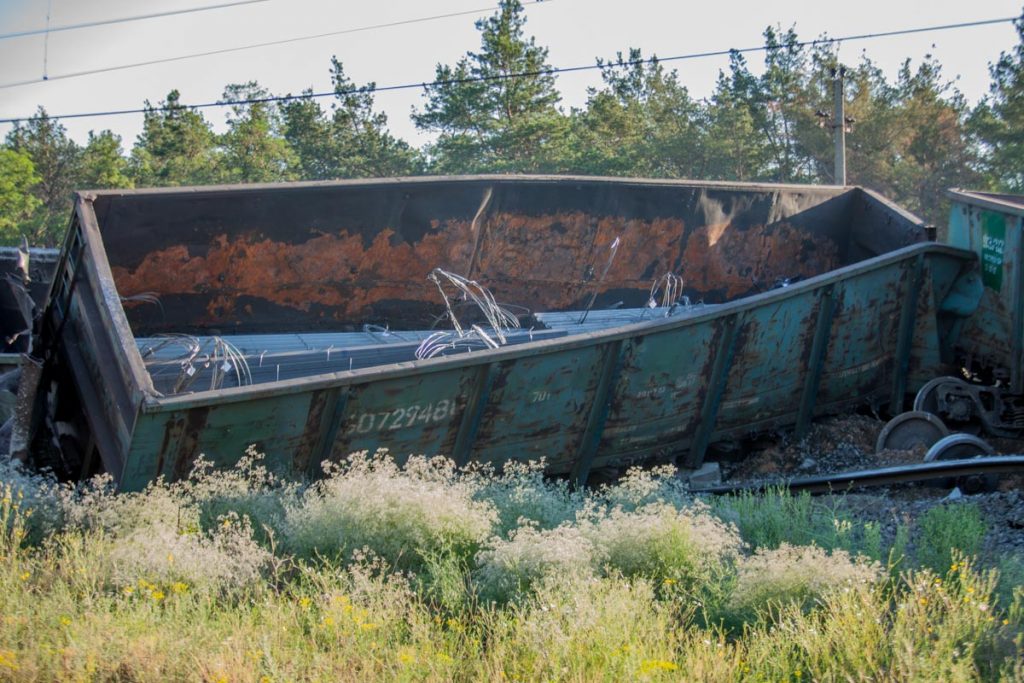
top-left (413, 0), bottom-right (570, 173)
top-left (281, 59), bottom-right (420, 180)
top-left (4, 108), bottom-right (81, 245)
top-left (0, 149), bottom-right (41, 244)
top-left (712, 487), bottom-right (882, 556)
top-left (282, 451), bottom-right (496, 570)
top-left (219, 82), bottom-right (297, 183)
top-left (130, 90), bottom-right (224, 187)
top-left (971, 16), bottom-right (1024, 193)
top-left (724, 543), bottom-right (880, 628)
top-left (78, 130), bottom-right (133, 190)
top-left (915, 503), bottom-right (988, 574)
top-left (468, 459), bottom-right (581, 537)
top-left (722, 28), bottom-right (822, 183)
top-left (1, 455), bottom-right (1021, 681)
top-left (571, 49), bottom-right (705, 178)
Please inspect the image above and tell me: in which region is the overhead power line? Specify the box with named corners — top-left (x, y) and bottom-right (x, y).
top-left (0, 0), bottom-right (271, 41)
top-left (0, 0), bottom-right (554, 89)
top-left (0, 15), bottom-right (1017, 125)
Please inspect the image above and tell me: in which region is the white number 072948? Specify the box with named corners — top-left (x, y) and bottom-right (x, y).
top-left (349, 399), bottom-right (455, 434)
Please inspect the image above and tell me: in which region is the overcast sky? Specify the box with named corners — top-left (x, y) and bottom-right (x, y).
top-left (0, 0), bottom-right (1021, 148)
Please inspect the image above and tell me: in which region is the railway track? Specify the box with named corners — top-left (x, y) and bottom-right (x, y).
top-left (694, 455), bottom-right (1024, 495)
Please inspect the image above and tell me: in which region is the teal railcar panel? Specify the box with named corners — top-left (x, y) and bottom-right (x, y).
top-left (469, 345), bottom-right (608, 470)
top-left (946, 190), bottom-right (1024, 393)
top-left (816, 264), bottom-right (905, 406)
top-left (715, 290), bottom-right (821, 432)
top-left (329, 368), bottom-right (478, 465)
top-left (595, 322), bottom-right (719, 465)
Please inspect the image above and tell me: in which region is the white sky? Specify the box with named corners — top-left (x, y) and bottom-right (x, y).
top-left (0, 0), bottom-right (1021, 148)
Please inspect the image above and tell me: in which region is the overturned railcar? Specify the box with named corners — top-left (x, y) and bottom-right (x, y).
top-left (29, 176), bottom-right (980, 490)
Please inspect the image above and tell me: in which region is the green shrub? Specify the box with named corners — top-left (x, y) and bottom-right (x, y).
top-left (593, 464), bottom-right (692, 513)
top-left (282, 450), bottom-right (496, 570)
top-left (474, 524), bottom-right (595, 603)
top-left (915, 503), bottom-right (987, 574)
top-left (724, 543), bottom-right (880, 628)
top-left (468, 459), bottom-right (581, 537)
top-left (585, 502), bottom-right (742, 593)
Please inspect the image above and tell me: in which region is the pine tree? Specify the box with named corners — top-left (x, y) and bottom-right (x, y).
top-left (4, 108), bottom-right (81, 244)
top-left (971, 16), bottom-right (1024, 192)
top-left (130, 90), bottom-right (224, 187)
top-left (413, 0), bottom-right (569, 173)
top-left (281, 58), bottom-right (419, 179)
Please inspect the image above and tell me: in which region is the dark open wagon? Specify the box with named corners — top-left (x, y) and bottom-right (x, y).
top-left (25, 176), bottom-right (986, 490)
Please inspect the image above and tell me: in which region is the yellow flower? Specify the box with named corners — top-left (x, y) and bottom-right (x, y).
top-left (123, 586), bottom-right (135, 596)
top-left (167, 553), bottom-right (174, 565)
top-left (436, 652), bottom-right (454, 664)
top-left (298, 597), bottom-right (312, 610)
top-left (398, 649), bottom-right (415, 665)
top-left (967, 587), bottom-right (975, 594)
top-left (918, 598), bottom-right (928, 606)
top-left (0, 650), bottom-right (17, 671)
top-left (59, 616), bottom-right (72, 626)
top-left (360, 622), bottom-right (378, 631)
top-left (171, 582), bottom-right (188, 594)
top-left (150, 590), bottom-right (165, 602)
top-left (1003, 619), bottom-right (1010, 626)
top-left (322, 616), bottom-right (335, 627)
top-left (18, 571), bottom-right (29, 582)
top-left (662, 578), bottom-right (676, 585)
top-left (638, 659), bottom-right (678, 674)
top-left (795, 670), bottom-right (803, 679)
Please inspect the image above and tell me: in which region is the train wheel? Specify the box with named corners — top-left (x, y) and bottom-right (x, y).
top-left (876, 410), bottom-right (950, 453)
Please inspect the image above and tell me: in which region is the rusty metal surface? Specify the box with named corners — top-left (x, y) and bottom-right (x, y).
top-left (32, 176), bottom-right (975, 490)
top-left (91, 178), bottom-right (867, 335)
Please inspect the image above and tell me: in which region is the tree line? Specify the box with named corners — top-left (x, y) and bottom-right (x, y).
top-left (2, 1), bottom-right (1023, 245)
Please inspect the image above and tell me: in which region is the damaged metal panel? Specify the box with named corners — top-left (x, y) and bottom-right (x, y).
top-left (946, 189), bottom-right (1024, 393)
top-left (31, 176), bottom-right (979, 489)
top-left (0, 246), bottom-right (59, 360)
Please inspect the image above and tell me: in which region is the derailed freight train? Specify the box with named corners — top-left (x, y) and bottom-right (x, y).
top-left (15, 176), bottom-right (1014, 490)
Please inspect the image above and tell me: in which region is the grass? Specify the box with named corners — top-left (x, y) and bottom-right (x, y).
top-left (0, 452), bottom-right (1021, 681)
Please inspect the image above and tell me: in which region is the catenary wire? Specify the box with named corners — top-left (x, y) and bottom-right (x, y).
top-left (0, 0), bottom-right (271, 41)
top-left (0, 15), bottom-right (1016, 123)
top-left (0, 0), bottom-right (554, 89)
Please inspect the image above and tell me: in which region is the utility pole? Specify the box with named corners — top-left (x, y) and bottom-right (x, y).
top-left (832, 66), bottom-right (846, 186)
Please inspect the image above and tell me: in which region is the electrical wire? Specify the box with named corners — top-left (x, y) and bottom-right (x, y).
top-left (0, 0), bottom-right (271, 41)
top-left (0, 0), bottom-right (554, 89)
top-left (0, 15), bottom-right (1016, 123)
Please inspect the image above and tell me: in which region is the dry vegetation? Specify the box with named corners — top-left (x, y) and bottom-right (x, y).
top-left (0, 449), bottom-right (1021, 681)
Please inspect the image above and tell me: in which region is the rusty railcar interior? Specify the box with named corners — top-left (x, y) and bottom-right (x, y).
top-left (23, 176), bottom-right (996, 490)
